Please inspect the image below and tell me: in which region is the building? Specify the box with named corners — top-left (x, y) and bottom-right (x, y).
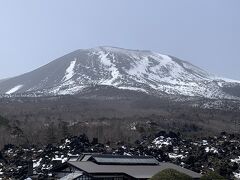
top-left (53, 153), bottom-right (202, 180)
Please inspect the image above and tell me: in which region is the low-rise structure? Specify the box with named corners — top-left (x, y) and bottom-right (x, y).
top-left (53, 153), bottom-right (201, 180)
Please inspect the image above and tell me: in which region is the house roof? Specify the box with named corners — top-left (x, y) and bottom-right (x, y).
top-left (68, 161), bottom-right (202, 179)
top-left (59, 171), bottom-right (83, 180)
top-left (90, 154), bottom-right (159, 165)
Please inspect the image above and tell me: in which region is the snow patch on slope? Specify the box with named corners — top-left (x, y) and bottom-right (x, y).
top-left (98, 51), bottom-right (121, 85)
top-left (128, 56), bottom-right (149, 76)
top-left (118, 86), bottom-right (147, 93)
top-left (5, 85), bottom-right (23, 94)
top-left (62, 59), bottom-right (76, 82)
top-left (48, 80), bottom-right (84, 95)
top-left (1, 46), bottom-right (240, 99)
top-left (57, 85), bottom-right (85, 95)
top-left (216, 77), bottom-right (240, 84)
top-left (181, 61), bottom-right (211, 79)
top-left (128, 53), bottom-right (193, 87)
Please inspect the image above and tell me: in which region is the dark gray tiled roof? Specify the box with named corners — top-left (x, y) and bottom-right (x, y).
top-left (59, 171), bottom-right (83, 180)
top-left (91, 154), bottom-right (159, 165)
top-left (69, 161), bottom-right (202, 179)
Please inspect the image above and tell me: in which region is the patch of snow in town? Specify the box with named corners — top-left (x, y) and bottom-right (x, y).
top-left (123, 152), bottom-right (132, 156)
top-left (205, 147), bottom-right (218, 154)
top-left (122, 146), bottom-right (127, 150)
top-left (152, 136), bottom-right (172, 148)
top-left (209, 168), bottom-right (215, 171)
top-left (202, 140), bottom-right (208, 146)
top-left (5, 85), bottom-right (23, 94)
top-left (205, 147), bottom-right (210, 153)
top-left (59, 145), bottom-right (65, 149)
top-left (52, 155), bottom-right (68, 163)
top-left (233, 172), bottom-right (240, 179)
top-left (231, 157), bottom-right (240, 164)
top-left (130, 123), bottom-right (137, 131)
top-left (62, 59), bottom-right (76, 82)
top-left (192, 142), bottom-right (199, 146)
top-left (173, 147), bottom-right (179, 153)
top-left (33, 158), bottom-right (42, 168)
top-left (180, 162), bottom-right (185, 166)
top-left (67, 153), bottom-right (79, 157)
top-left (7, 149), bottom-right (13, 154)
top-left (65, 139), bottom-right (71, 144)
top-left (168, 153), bottom-right (185, 159)
top-left (41, 164), bottom-right (53, 170)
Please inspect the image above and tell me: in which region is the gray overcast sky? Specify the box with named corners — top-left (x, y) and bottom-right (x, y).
top-left (0, 0), bottom-right (239, 80)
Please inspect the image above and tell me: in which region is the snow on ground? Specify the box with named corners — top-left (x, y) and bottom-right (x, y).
top-left (216, 77), bottom-right (240, 84)
top-left (33, 158), bottom-right (42, 168)
top-left (128, 55), bottom-right (150, 77)
top-left (52, 155), bottom-right (68, 163)
top-left (129, 122), bottom-right (137, 131)
top-left (62, 59), bottom-right (76, 82)
top-left (98, 51), bottom-right (121, 85)
top-left (202, 140), bottom-right (208, 146)
top-left (57, 85), bottom-right (85, 95)
top-left (152, 136), bottom-right (172, 148)
top-left (205, 147), bottom-right (218, 154)
top-left (49, 59), bottom-right (79, 94)
top-left (168, 153), bottom-right (185, 159)
top-left (127, 53), bottom-right (184, 85)
top-left (5, 85), bottom-right (23, 94)
top-left (2, 47), bottom-right (240, 99)
top-left (123, 51), bottom-right (229, 99)
top-left (233, 172), bottom-right (240, 179)
top-left (231, 156), bottom-right (240, 164)
top-left (118, 86), bottom-right (147, 93)
top-left (181, 61), bottom-right (211, 79)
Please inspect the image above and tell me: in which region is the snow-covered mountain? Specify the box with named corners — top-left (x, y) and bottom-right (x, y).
top-left (0, 46), bottom-right (240, 99)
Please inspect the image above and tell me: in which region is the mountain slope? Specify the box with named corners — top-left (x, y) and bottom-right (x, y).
top-left (0, 46), bottom-right (240, 99)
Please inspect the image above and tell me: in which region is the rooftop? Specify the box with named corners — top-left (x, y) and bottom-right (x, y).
top-left (90, 154), bottom-right (159, 165)
top-left (69, 161), bottom-right (202, 179)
